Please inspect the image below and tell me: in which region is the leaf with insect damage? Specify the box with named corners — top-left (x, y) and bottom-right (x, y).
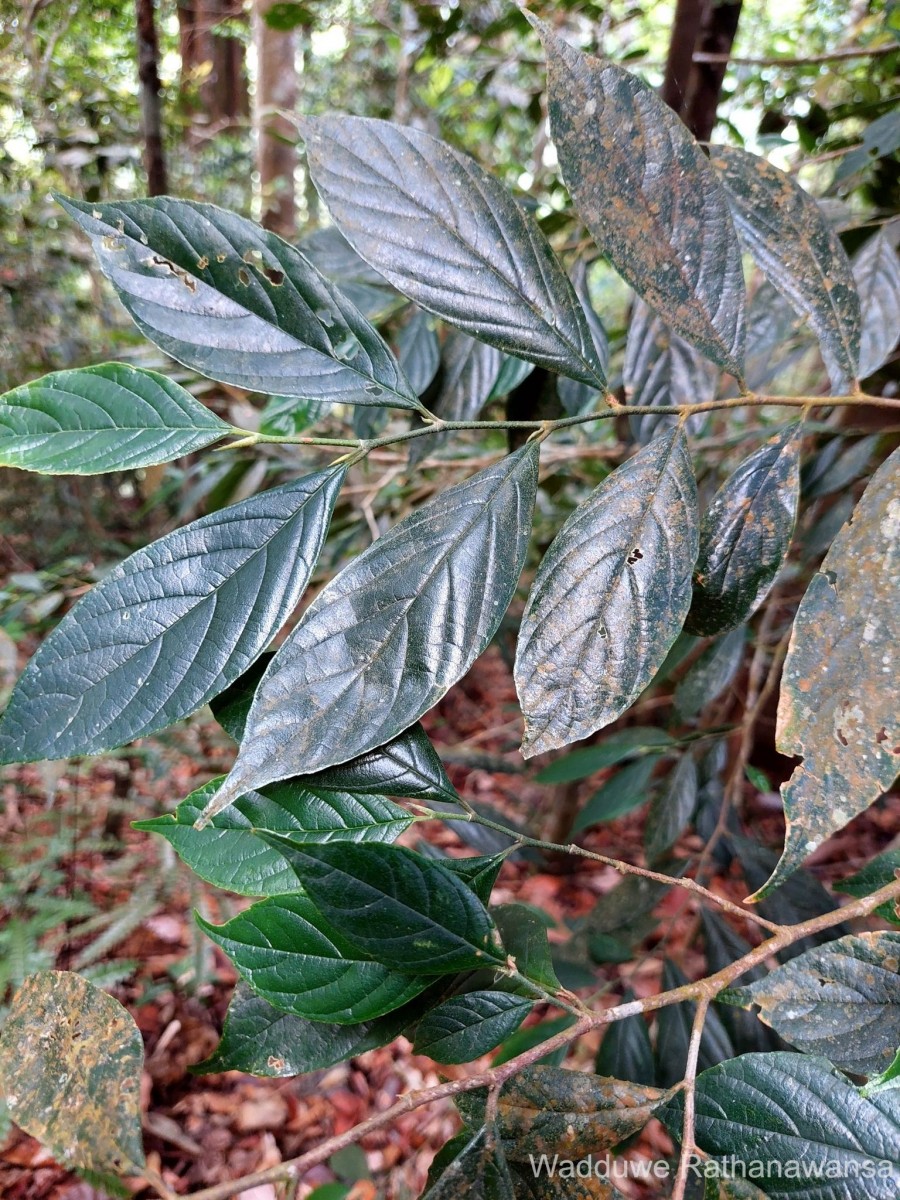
top-left (709, 145), bottom-right (861, 392)
top-left (755, 445), bottom-right (900, 896)
top-left (0, 972), bottom-right (144, 1180)
top-left (516, 428), bottom-right (697, 757)
top-left (56, 196), bottom-right (420, 409)
top-left (530, 17), bottom-right (745, 376)
top-left (302, 115), bottom-right (606, 388)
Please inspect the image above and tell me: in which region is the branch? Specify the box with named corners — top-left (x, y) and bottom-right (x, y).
top-left (145, 875), bottom-right (900, 1200)
top-left (693, 44), bottom-right (898, 66)
top-left (671, 997), bottom-right (710, 1200)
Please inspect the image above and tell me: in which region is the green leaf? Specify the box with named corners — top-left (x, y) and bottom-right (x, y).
top-left (710, 146), bottom-right (861, 391)
top-left (535, 728), bottom-right (675, 785)
top-left (835, 848), bottom-right (900, 925)
top-left (663, 1052), bottom-right (900, 1198)
top-left (863, 1047), bottom-right (900, 1097)
top-left (654, 960), bottom-right (734, 1088)
top-left (532, 19), bottom-right (745, 375)
top-left (624, 298), bottom-right (719, 445)
top-left (209, 653), bottom-right (274, 742)
top-left (264, 840), bottom-right (506, 974)
top-left (422, 1127), bottom-right (516, 1200)
top-left (0, 467), bottom-right (344, 763)
top-left (674, 629), bottom-right (746, 720)
top-left (645, 753), bottom-right (699, 862)
top-left (0, 364), bottom-right (228, 475)
top-left (573, 754), bottom-right (662, 832)
top-left (0, 971), bottom-right (144, 1176)
top-left (835, 109), bottom-right (900, 183)
top-left (57, 195), bottom-right (420, 410)
top-left (516, 429), bottom-right (698, 757)
top-left (700, 910), bottom-right (777, 1057)
top-left (492, 1015), bottom-right (578, 1067)
top-left (853, 229), bottom-right (900, 379)
top-left (488, 354), bottom-right (536, 403)
top-left (413, 991), bottom-right (532, 1064)
top-left (742, 932), bottom-right (900, 1076)
top-left (432, 331), bottom-right (503, 423)
top-left (685, 426), bottom-right (802, 637)
top-left (472, 1065), bottom-right (672, 1159)
top-left (595, 990), bottom-right (656, 1086)
top-left (203, 446), bottom-right (539, 817)
top-left (198, 894), bottom-right (427, 1023)
top-left (802, 433), bottom-right (879, 501)
top-left (758, 446), bottom-right (900, 895)
top-left (493, 903), bottom-right (560, 992)
top-left (302, 116), bottom-right (606, 388)
top-left (442, 854), bottom-right (509, 906)
top-left (135, 776), bottom-right (411, 896)
top-left (259, 393), bottom-right (332, 437)
top-left (196, 981), bottom-right (417, 1076)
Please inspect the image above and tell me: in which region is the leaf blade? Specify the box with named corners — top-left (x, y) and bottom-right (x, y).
top-left (303, 115), bottom-right (606, 387)
top-left (516, 429), bottom-right (698, 757)
top-left (0, 467), bottom-right (345, 763)
top-left (57, 195), bottom-right (420, 409)
top-left (0, 364), bottom-right (229, 475)
top-left (533, 20), bottom-right (745, 375)
top-left (413, 991), bottom-right (532, 1064)
top-left (710, 145), bottom-right (861, 391)
top-left (203, 446), bottom-right (539, 818)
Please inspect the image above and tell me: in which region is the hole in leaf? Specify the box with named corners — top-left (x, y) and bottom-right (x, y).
top-left (316, 307), bottom-right (335, 328)
top-left (197, 256), bottom-right (209, 270)
top-left (836, 728), bottom-right (848, 746)
top-left (216, 253), bottom-right (226, 263)
top-left (626, 547), bottom-right (644, 565)
top-left (238, 267), bottom-right (250, 286)
top-left (263, 266), bottom-right (285, 286)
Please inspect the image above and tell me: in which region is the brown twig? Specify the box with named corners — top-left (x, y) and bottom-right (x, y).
top-left (143, 876), bottom-right (900, 1200)
top-left (671, 997), bottom-right (710, 1200)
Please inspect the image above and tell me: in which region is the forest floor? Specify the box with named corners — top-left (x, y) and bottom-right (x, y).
top-left (1, 635), bottom-right (896, 1200)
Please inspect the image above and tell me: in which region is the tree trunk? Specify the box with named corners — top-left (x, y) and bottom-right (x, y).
top-left (661, 0), bottom-right (743, 142)
top-left (136, 0), bottom-right (168, 195)
top-left (253, 0), bottom-right (298, 238)
top-left (178, 0), bottom-right (249, 139)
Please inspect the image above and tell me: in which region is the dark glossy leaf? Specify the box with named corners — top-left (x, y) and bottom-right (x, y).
top-left (835, 108), bottom-right (900, 183)
top-left (624, 298), bottom-right (719, 445)
top-left (422, 1127), bottom-right (516, 1200)
top-left (395, 307), bottom-right (440, 396)
top-left (0, 364), bottom-right (228, 475)
top-left (700, 909), bottom-right (779, 1056)
top-left (685, 426), bottom-right (802, 637)
top-left (516, 429), bottom-right (697, 757)
top-left (265, 840), bottom-right (506, 974)
top-left (135, 776), bottom-right (410, 896)
top-left (573, 754), bottom-right (662, 832)
top-left (733, 838), bottom-right (848, 961)
top-left (493, 903), bottom-right (559, 992)
top-left (299, 223), bottom-right (390, 287)
top-left (259, 393), bottom-right (332, 437)
top-left (854, 229), bottom-right (900, 378)
top-left (533, 19), bottom-right (745, 375)
top-left (488, 354), bottom-right (536, 403)
top-left (710, 146), bottom-right (861, 391)
top-left (802, 433), bottom-right (879, 501)
top-left (196, 981), bottom-right (415, 1076)
top-left (655, 960), bottom-right (734, 1088)
top-left (644, 753), bottom-right (699, 862)
top-left (57, 196), bottom-right (420, 409)
top-left (303, 115), bottom-right (606, 387)
top-left (582, 875), bottom-right (673, 949)
top-left (663, 1052), bottom-right (900, 1199)
top-left (480, 1065), bottom-right (671, 1159)
top-left (535, 728), bottom-right (675, 785)
top-left (430, 329), bottom-right (503, 425)
top-left (198, 893), bottom-right (427, 1023)
top-left (441, 854), bottom-right (509, 906)
top-left (743, 280), bottom-right (814, 394)
top-left (595, 991), bottom-right (655, 1087)
top-left (759, 446), bottom-right (900, 895)
top-left (674, 629), bottom-right (746, 720)
top-left (209, 653), bottom-right (274, 742)
top-left (0, 971), bottom-right (144, 1175)
top-left (202, 446), bottom-right (539, 819)
top-left (835, 848), bottom-right (900, 925)
top-left (0, 467), bottom-right (344, 764)
top-left (742, 932), bottom-right (900, 1076)
top-left (492, 1015), bottom-right (578, 1068)
top-left (413, 991), bottom-right (532, 1064)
